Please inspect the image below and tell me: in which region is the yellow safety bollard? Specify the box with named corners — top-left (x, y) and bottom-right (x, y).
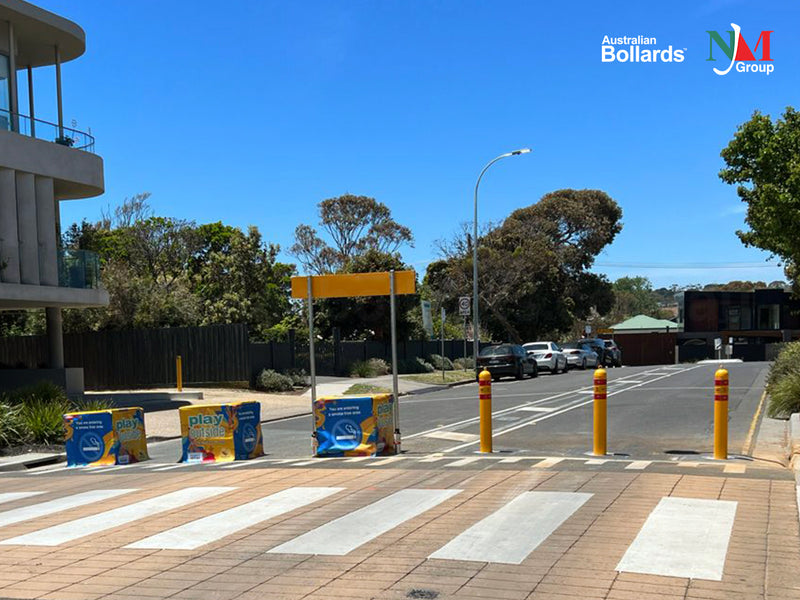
top-left (479, 369), bottom-right (492, 453)
top-left (714, 368), bottom-right (728, 459)
top-left (593, 368), bottom-right (607, 456)
top-left (176, 355), bottom-right (183, 392)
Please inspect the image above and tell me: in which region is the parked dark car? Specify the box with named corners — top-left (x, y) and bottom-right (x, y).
top-left (603, 339), bottom-right (623, 367)
top-left (476, 344), bottom-right (538, 381)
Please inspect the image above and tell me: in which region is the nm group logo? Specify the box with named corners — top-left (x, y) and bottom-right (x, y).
top-left (707, 23), bottom-right (774, 75)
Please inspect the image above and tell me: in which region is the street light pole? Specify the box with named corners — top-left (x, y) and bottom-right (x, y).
top-left (472, 148), bottom-right (531, 375)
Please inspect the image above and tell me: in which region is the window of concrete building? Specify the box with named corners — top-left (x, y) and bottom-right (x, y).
top-left (0, 53), bottom-right (9, 130)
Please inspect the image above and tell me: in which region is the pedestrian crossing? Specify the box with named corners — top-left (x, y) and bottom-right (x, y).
top-left (17, 453), bottom-right (755, 476)
top-left (0, 484), bottom-right (739, 581)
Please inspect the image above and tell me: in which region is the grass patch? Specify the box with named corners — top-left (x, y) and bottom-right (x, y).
top-left (402, 371), bottom-right (475, 385)
top-left (343, 383), bottom-right (392, 395)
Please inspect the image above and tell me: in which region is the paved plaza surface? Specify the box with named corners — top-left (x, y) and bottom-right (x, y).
top-left (0, 458), bottom-right (798, 600)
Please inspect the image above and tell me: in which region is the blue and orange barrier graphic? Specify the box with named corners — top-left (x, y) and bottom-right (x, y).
top-left (64, 407), bottom-right (149, 467)
top-left (179, 402), bottom-right (264, 463)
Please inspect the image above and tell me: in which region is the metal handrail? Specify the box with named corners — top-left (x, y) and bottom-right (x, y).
top-left (0, 109), bottom-right (95, 153)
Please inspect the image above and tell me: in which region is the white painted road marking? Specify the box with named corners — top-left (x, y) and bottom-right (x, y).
top-left (126, 487), bottom-right (343, 550)
top-left (430, 491), bottom-right (592, 564)
top-left (517, 406), bottom-right (557, 413)
top-left (268, 488), bottom-right (461, 556)
top-left (584, 459), bottom-right (607, 465)
top-left (616, 497), bottom-right (737, 581)
top-left (625, 461), bottom-right (652, 470)
top-left (0, 489), bottom-right (135, 529)
top-left (533, 457), bottom-right (564, 469)
top-left (445, 457), bottom-right (482, 468)
top-left (0, 487), bottom-right (234, 546)
top-left (0, 492), bottom-right (45, 505)
top-left (424, 431), bottom-right (480, 443)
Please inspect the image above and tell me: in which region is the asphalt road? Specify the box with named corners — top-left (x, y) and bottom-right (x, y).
top-left (147, 362), bottom-right (768, 463)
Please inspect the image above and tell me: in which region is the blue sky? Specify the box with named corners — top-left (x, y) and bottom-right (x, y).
top-left (30, 0), bottom-right (799, 287)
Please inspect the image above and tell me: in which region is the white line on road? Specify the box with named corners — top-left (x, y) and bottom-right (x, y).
top-left (430, 491), bottom-right (591, 564)
top-left (126, 487), bottom-right (343, 550)
top-left (532, 458), bottom-right (564, 469)
top-left (625, 461), bottom-right (652, 470)
top-left (0, 487), bottom-right (234, 546)
top-left (268, 489), bottom-right (461, 556)
top-left (424, 431), bottom-right (480, 443)
top-left (616, 497), bottom-right (737, 580)
top-left (367, 456), bottom-right (406, 467)
top-left (444, 457), bottom-right (482, 468)
top-left (0, 489), bottom-right (136, 529)
top-left (584, 459), bottom-right (608, 465)
top-left (0, 492), bottom-right (45, 505)
top-left (517, 407), bottom-right (557, 413)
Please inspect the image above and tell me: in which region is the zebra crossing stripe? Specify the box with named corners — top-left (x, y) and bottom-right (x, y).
top-left (445, 457), bottom-right (481, 468)
top-left (0, 489), bottom-right (135, 529)
top-left (268, 488), bottom-right (461, 556)
top-left (625, 461), bottom-right (651, 470)
top-left (0, 492), bottom-right (45, 505)
top-left (533, 457), bottom-right (563, 469)
top-left (430, 491), bottom-right (592, 564)
top-left (126, 487), bottom-right (343, 550)
top-left (0, 487), bottom-right (234, 546)
top-left (616, 497), bottom-right (737, 581)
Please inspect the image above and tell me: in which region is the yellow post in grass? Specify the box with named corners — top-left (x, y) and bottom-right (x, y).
top-left (176, 355), bottom-right (183, 392)
top-left (593, 368), bottom-right (607, 456)
top-left (714, 368), bottom-right (729, 459)
top-left (479, 369), bottom-right (492, 453)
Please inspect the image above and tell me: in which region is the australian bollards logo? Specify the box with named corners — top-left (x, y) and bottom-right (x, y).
top-left (707, 23), bottom-right (774, 75)
top-left (601, 35), bottom-right (686, 63)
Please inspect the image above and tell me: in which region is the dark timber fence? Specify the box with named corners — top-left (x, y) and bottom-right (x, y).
top-left (1, 323), bottom-right (483, 389)
top-left (0, 324), bottom-right (250, 390)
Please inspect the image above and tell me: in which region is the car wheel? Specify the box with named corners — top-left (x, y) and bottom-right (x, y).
top-left (515, 364), bottom-right (524, 380)
top-left (580, 358), bottom-right (586, 370)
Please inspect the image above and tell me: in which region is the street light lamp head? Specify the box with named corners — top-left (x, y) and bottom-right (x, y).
top-left (512, 148), bottom-right (532, 155)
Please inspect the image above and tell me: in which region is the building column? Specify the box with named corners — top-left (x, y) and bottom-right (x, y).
top-left (35, 176), bottom-right (57, 285)
top-left (0, 168), bottom-right (20, 283)
top-left (15, 172), bottom-right (39, 285)
top-left (46, 307), bottom-right (64, 369)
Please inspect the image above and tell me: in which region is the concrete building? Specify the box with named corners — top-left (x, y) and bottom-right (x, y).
top-left (0, 0), bottom-right (107, 394)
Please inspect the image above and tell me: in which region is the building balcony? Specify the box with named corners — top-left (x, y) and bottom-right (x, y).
top-left (0, 109), bottom-right (95, 153)
top-left (57, 249), bottom-right (100, 289)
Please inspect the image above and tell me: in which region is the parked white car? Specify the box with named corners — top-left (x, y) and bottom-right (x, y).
top-left (522, 341), bottom-right (568, 374)
top-left (561, 342), bottom-right (600, 370)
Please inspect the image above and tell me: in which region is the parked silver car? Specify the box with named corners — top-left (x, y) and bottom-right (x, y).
top-left (522, 341), bottom-right (568, 374)
top-left (561, 342), bottom-right (600, 370)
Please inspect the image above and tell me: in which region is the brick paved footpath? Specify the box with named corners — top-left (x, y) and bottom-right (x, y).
top-left (0, 466), bottom-right (798, 600)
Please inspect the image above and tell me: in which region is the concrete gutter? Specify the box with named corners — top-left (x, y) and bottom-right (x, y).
top-left (0, 452), bottom-right (64, 472)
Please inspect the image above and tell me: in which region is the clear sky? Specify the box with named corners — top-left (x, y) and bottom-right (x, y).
top-left (30, 0), bottom-right (799, 288)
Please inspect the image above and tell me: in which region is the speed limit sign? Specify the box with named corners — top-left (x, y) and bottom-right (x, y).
top-left (458, 296), bottom-right (471, 316)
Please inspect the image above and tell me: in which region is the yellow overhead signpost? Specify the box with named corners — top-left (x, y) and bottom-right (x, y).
top-left (291, 270), bottom-right (416, 455)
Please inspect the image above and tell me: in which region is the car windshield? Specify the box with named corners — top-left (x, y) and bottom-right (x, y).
top-left (562, 342), bottom-right (582, 349)
top-left (524, 343), bottom-right (548, 351)
top-left (480, 345), bottom-right (514, 356)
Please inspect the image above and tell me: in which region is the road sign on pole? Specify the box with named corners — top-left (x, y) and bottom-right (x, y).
top-left (458, 296), bottom-right (471, 317)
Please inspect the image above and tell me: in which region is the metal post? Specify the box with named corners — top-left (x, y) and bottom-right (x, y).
top-left (8, 22), bottom-right (19, 132)
top-left (463, 317), bottom-right (468, 371)
top-left (440, 307), bottom-right (445, 382)
top-left (714, 368), bottom-right (729, 459)
top-left (27, 66), bottom-right (35, 137)
top-left (176, 356), bottom-right (183, 392)
top-left (479, 369), bottom-right (492, 453)
top-left (390, 270), bottom-right (401, 453)
top-left (307, 276), bottom-right (318, 456)
top-left (593, 368), bottom-right (607, 456)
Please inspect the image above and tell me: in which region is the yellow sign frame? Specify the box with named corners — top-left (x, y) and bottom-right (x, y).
top-left (291, 270), bottom-right (416, 299)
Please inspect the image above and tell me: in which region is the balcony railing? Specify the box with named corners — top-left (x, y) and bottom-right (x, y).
top-left (58, 249), bottom-right (101, 289)
top-left (0, 109), bottom-right (95, 153)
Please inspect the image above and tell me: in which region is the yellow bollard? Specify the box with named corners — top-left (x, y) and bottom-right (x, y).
top-left (593, 368), bottom-right (607, 456)
top-left (714, 368), bottom-right (728, 459)
top-left (479, 369), bottom-right (492, 453)
top-left (176, 355), bottom-right (183, 392)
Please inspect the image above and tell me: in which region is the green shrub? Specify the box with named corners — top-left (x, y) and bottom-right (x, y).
top-left (767, 341), bottom-right (800, 417)
top-left (285, 368), bottom-right (308, 387)
top-left (428, 354), bottom-right (454, 371)
top-left (3, 381), bottom-right (68, 406)
top-left (397, 357), bottom-right (434, 374)
top-left (73, 397), bottom-right (115, 412)
top-left (453, 357), bottom-right (475, 370)
top-left (19, 398), bottom-right (71, 445)
top-left (367, 358), bottom-right (390, 376)
top-left (0, 403), bottom-right (24, 449)
top-left (349, 360), bottom-right (373, 378)
top-left (255, 369), bottom-right (294, 392)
